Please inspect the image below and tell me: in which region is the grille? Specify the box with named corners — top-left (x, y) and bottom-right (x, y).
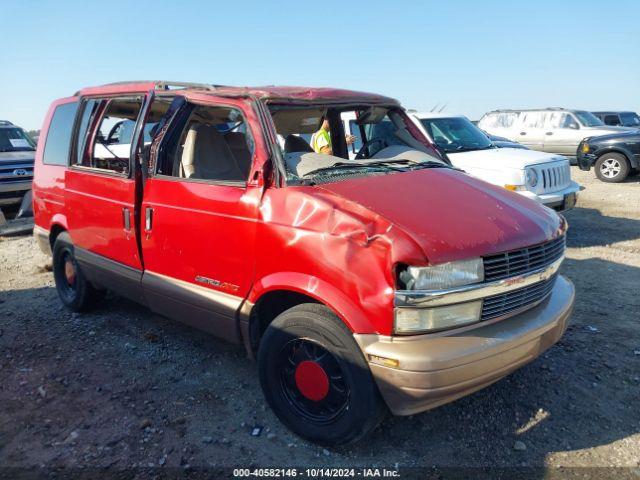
top-left (0, 163), bottom-right (33, 184)
top-left (482, 275), bottom-right (557, 320)
top-left (483, 236), bottom-right (565, 282)
top-left (538, 162), bottom-right (570, 192)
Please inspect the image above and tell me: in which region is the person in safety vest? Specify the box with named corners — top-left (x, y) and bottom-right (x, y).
top-left (311, 116), bottom-right (356, 155)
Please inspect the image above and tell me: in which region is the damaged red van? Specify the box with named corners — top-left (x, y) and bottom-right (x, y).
top-left (32, 81), bottom-right (574, 445)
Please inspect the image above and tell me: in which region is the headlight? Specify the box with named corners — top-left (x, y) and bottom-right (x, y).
top-left (526, 168), bottom-right (538, 188)
top-left (399, 258), bottom-right (484, 291)
top-left (395, 301), bottom-right (482, 333)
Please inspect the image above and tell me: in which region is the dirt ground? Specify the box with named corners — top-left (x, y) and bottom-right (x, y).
top-left (0, 167), bottom-right (639, 476)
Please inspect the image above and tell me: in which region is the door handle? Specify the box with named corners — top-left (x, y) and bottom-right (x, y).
top-left (519, 132), bottom-right (527, 135)
top-left (122, 208), bottom-right (131, 231)
top-left (145, 207), bottom-right (153, 232)
top-left (546, 132), bottom-right (554, 136)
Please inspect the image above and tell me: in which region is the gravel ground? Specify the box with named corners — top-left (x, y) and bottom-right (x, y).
top-left (0, 168), bottom-right (639, 475)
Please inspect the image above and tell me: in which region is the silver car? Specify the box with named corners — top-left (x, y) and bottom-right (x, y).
top-left (0, 121), bottom-right (35, 207)
top-left (477, 108), bottom-right (637, 157)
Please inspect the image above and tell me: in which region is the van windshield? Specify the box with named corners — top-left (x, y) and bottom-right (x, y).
top-left (574, 111), bottom-right (604, 127)
top-left (419, 117), bottom-right (494, 153)
top-left (269, 104), bottom-right (447, 184)
top-left (0, 127), bottom-right (36, 152)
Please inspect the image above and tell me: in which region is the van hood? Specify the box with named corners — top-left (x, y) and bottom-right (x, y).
top-left (448, 147), bottom-right (565, 169)
top-left (318, 168), bottom-right (564, 264)
top-left (0, 151), bottom-right (35, 163)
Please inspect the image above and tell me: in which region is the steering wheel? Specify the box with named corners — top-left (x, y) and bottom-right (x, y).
top-left (355, 138), bottom-right (387, 160)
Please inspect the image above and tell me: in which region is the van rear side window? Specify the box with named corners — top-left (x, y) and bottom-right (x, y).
top-left (42, 101), bottom-right (79, 166)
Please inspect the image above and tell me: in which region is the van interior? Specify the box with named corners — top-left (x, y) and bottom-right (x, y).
top-left (268, 105), bottom-right (442, 180)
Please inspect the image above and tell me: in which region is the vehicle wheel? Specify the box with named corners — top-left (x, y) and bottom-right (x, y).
top-left (52, 232), bottom-right (105, 312)
top-left (258, 304), bottom-right (386, 445)
top-left (595, 153), bottom-right (630, 183)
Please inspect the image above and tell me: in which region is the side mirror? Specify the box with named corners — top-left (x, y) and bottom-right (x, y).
top-left (568, 123), bottom-right (580, 130)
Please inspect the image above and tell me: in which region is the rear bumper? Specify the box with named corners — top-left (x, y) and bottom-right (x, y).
top-left (33, 225), bottom-right (51, 255)
top-left (354, 275), bottom-right (574, 416)
top-left (518, 181), bottom-right (580, 211)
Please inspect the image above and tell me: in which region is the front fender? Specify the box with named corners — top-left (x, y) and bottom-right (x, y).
top-left (247, 272), bottom-right (379, 334)
top-left (594, 146), bottom-right (637, 168)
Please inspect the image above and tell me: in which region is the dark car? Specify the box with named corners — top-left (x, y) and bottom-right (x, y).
top-left (592, 111), bottom-right (640, 128)
top-left (0, 120), bottom-right (36, 207)
top-left (485, 133), bottom-right (529, 150)
top-left (577, 131), bottom-right (640, 182)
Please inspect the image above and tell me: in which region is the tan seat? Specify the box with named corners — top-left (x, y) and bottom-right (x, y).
top-left (180, 124), bottom-right (245, 181)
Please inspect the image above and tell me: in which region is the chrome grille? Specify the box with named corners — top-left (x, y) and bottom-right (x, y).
top-left (483, 236), bottom-right (565, 282)
top-left (0, 163), bottom-right (33, 184)
top-left (539, 162), bottom-right (570, 192)
top-left (481, 275), bottom-right (557, 321)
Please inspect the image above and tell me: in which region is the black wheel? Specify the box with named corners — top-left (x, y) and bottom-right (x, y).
top-left (258, 304), bottom-right (386, 445)
top-left (595, 153), bottom-right (630, 183)
top-left (52, 232), bottom-right (105, 312)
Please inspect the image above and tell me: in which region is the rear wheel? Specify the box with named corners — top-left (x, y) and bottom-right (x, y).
top-left (52, 232), bottom-right (105, 312)
top-left (258, 304), bottom-right (386, 445)
top-left (595, 153), bottom-right (630, 183)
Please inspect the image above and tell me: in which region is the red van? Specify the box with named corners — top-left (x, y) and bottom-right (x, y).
top-left (33, 81), bottom-right (574, 445)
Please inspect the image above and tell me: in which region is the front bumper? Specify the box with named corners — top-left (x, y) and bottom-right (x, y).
top-left (354, 275), bottom-right (575, 416)
top-left (0, 181), bottom-right (32, 206)
top-left (576, 144), bottom-right (596, 171)
top-left (517, 181), bottom-right (581, 211)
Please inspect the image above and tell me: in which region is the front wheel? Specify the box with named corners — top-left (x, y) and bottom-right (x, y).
top-left (258, 304), bottom-right (386, 445)
top-left (595, 153), bottom-right (630, 183)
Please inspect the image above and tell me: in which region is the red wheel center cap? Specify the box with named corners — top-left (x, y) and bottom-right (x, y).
top-left (294, 360), bottom-right (329, 401)
top-left (64, 259), bottom-right (76, 285)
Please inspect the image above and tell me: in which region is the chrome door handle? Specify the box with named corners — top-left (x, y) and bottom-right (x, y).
top-left (546, 132), bottom-right (554, 135)
top-left (519, 132), bottom-right (527, 135)
top-left (122, 208), bottom-right (131, 231)
top-left (145, 207), bottom-right (153, 232)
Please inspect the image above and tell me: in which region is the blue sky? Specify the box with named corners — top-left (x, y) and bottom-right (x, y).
top-left (2, 0), bottom-right (639, 130)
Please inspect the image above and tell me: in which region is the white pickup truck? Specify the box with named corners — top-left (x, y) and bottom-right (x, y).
top-left (342, 112), bottom-right (581, 211)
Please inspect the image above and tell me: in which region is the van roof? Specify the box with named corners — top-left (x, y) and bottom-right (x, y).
top-left (485, 108), bottom-right (585, 114)
top-left (411, 112), bottom-right (466, 119)
top-left (75, 81), bottom-right (399, 105)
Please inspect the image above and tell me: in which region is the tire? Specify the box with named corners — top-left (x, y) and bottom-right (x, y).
top-left (52, 232), bottom-right (105, 312)
top-left (595, 153), bottom-right (630, 183)
top-left (258, 304), bottom-right (386, 445)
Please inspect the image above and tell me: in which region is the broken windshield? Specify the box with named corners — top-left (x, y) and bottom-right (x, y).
top-left (268, 104), bottom-right (446, 183)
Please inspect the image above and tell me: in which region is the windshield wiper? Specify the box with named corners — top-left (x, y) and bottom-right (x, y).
top-left (303, 161), bottom-right (407, 177)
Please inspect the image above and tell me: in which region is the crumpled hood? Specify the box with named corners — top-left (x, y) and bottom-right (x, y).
top-left (318, 168), bottom-right (564, 264)
top-left (0, 151), bottom-right (35, 163)
top-left (448, 147), bottom-right (565, 169)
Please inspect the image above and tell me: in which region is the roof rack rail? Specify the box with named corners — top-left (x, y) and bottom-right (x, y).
top-left (154, 81), bottom-right (222, 91)
top-left (0, 120), bottom-right (14, 126)
top-left (75, 81), bottom-right (227, 96)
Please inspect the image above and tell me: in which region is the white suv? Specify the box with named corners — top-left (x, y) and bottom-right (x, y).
top-left (343, 112), bottom-right (581, 211)
top-left (478, 108), bottom-right (636, 157)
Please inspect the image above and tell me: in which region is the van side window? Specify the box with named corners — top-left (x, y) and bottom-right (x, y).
top-left (480, 112), bottom-right (517, 129)
top-left (521, 112), bottom-right (546, 128)
top-left (156, 105), bottom-right (253, 183)
top-left (42, 102), bottom-right (79, 166)
top-left (548, 113), bottom-right (578, 129)
top-left (76, 97), bottom-right (143, 174)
